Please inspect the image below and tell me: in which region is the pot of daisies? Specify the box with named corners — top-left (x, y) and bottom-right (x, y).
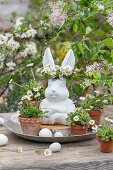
top-left (96, 118), bottom-right (113, 153)
top-left (78, 92), bottom-right (111, 128)
top-left (66, 108), bottom-right (94, 135)
top-left (18, 101), bottom-right (48, 136)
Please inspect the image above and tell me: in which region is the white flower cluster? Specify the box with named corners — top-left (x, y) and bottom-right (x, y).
top-left (85, 62), bottom-right (101, 76)
top-left (20, 42), bottom-right (37, 57)
top-left (14, 17), bottom-right (37, 38)
top-left (80, 79), bottom-right (91, 89)
top-left (0, 34), bottom-right (8, 45)
top-left (98, 4), bottom-right (104, 11)
top-left (6, 61), bottom-right (16, 70)
top-left (19, 88), bottom-right (41, 104)
top-left (107, 12), bottom-right (113, 27)
top-left (15, 17), bottom-right (24, 29)
top-left (7, 38), bottom-right (20, 51)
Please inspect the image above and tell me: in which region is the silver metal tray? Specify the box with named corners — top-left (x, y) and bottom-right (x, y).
top-left (5, 119), bottom-right (96, 143)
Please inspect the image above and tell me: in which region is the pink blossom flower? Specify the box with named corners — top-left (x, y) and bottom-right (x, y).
top-left (49, 1), bottom-right (67, 27)
top-left (107, 12), bottom-right (113, 27)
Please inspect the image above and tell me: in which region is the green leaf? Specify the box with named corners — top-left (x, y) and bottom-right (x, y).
top-left (98, 80), bottom-right (105, 86)
top-left (86, 27), bottom-right (92, 34)
top-left (76, 43), bottom-right (84, 55)
top-left (93, 72), bottom-right (100, 79)
top-left (73, 24), bottom-right (78, 33)
top-left (0, 75), bottom-right (11, 86)
top-left (69, 2), bottom-right (77, 11)
top-left (91, 79), bottom-right (97, 84)
top-left (111, 50), bottom-right (113, 58)
top-left (35, 149), bottom-right (42, 155)
top-left (103, 38), bottom-right (113, 48)
top-left (100, 73), bottom-right (107, 80)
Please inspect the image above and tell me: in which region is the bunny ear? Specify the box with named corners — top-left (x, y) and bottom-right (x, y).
top-left (43, 48), bottom-right (55, 70)
top-left (61, 49), bottom-right (75, 69)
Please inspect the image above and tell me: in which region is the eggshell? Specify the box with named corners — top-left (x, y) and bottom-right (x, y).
top-left (39, 128), bottom-right (53, 137)
top-left (54, 132), bottom-right (63, 137)
top-left (0, 118), bottom-right (4, 126)
top-left (0, 134), bottom-right (8, 146)
top-left (49, 142), bottom-right (61, 152)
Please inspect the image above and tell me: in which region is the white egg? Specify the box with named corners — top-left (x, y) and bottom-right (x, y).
top-left (0, 134), bottom-right (8, 146)
top-left (49, 142), bottom-right (61, 152)
top-left (54, 132), bottom-right (63, 137)
top-left (39, 128), bottom-right (53, 137)
top-left (0, 118), bottom-right (4, 126)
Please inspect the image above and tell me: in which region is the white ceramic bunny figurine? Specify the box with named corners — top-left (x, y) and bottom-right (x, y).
top-left (40, 48), bottom-right (76, 125)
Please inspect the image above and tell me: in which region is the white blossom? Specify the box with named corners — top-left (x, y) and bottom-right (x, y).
top-left (7, 38), bottom-right (20, 51)
top-left (98, 4), bottom-right (104, 11)
top-left (6, 61), bottom-right (16, 70)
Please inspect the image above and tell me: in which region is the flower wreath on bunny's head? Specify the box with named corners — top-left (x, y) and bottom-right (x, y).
top-left (36, 48), bottom-right (80, 80)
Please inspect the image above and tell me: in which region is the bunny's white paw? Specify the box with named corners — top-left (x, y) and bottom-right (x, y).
top-left (50, 113), bottom-right (68, 125)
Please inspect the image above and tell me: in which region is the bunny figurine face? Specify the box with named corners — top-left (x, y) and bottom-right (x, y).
top-left (40, 48), bottom-right (76, 125)
top-left (45, 79), bottom-right (69, 102)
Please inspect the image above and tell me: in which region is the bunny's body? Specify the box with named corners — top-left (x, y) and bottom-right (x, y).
top-left (40, 48), bottom-right (76, 125)
top-left (40, 79), bottom-right (75, 124)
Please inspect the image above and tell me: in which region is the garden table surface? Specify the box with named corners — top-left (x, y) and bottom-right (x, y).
top-left (0, 112), bottom-right (113, 170)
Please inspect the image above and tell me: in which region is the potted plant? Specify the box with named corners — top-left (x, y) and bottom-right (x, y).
top-left (66, 108), bottom-right (93, 135)
top-left (18, 102), bottom-right (48, 136)
top-left (96, 118), bottom-right (113, 153)
top-left (79, 92), bottom-right (110, 126)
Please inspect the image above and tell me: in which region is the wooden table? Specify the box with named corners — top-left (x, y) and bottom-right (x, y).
top-left (0, 113), bottom-right (113, 170)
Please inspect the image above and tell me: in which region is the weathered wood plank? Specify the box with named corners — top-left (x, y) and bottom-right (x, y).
top-left (0, 112), bottom-right (113, 170)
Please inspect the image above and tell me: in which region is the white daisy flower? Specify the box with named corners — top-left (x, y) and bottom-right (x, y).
top-left (92, 125), bottom-right (98, 132)
top-left (86, 109), bottom-right (90, 111)
top-left (27, 90), bottom-right (33, 97)
top-left (18, 147), bottom-right (23, 153)
top-left (44, 149), bottom-right (52, 156)
top-left (96, 99), bottom-right (100, 102)
top-left (73, 116), bottom-right (79, 121)
top-left (109, 119), bottom-right (113, 124)
top-left (86, 94), bottom-right (92, 98)
top-left (90, 106), bottom-right (93, 109)
top-left (91, 96), bottom-right (95, 99)
top-left (105, 117), bottom-right (110, 122)
top-left (33, 88), bottom-right (39, 92)
top-left (79, 97), bottom-right (86, 101)
top-left (94, 90), bottom-right (99, 94)
top-left (26, 95), bottom-right (31, 101)
top-left (59, 75), bottom-right (63, 80)
top-left (103, 100), bottom-right (108, 104)
top-left (18, 101), bottom-right (23, 105)
top-left (89, 120), bottom-right (95, 125)
top-left (35, 92), bottom-right (40, 97)
top-left (21, 96), bottom-right (26, 100)
top-left (51, 75), bottom-right (56, 79)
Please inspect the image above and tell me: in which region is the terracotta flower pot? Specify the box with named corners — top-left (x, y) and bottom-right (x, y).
top-left (71, 124), bottom-right (88, 135)
top-left (26, 100), bottom-right (40, 107)
top-left (87, 109), bottom-right (104, 126)
top-left (96, 136), bottom-right (113, 153)
top-left (19, 116), bottom-right (43, 136)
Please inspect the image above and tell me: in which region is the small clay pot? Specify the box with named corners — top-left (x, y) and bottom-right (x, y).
top-left (96, 136), bottom-right (113, 153)
top-left (26, 100), bottom-right (40, 107)
top-left (87, 109), bottom-right (104, 129)
top-left (19, 116), bottom-right (43, 136)
top-left (71, 124), bottom-right (88, 135)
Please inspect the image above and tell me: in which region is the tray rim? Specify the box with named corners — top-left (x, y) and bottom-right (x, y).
top-left (5, 119), bottom-right (96, 143)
